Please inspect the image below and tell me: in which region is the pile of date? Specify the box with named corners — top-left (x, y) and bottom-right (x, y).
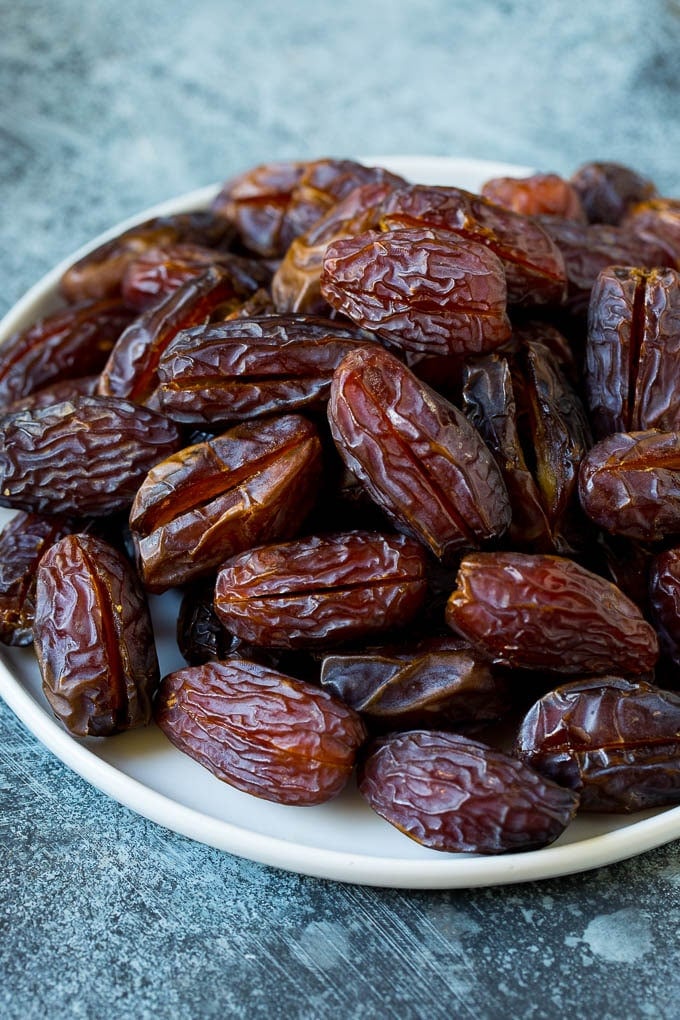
top-left (2, 156), bottom-right (680, 857)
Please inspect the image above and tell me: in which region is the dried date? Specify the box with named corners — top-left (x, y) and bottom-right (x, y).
top-left (570, 161), bottom-right (658, 225)
top-left (214, 531), bottom-right (428, 649)
top-left (154, 658), bottom-right (367, 805)
top-left (649, 547), bottom-right (680, 668)
top-left (481, 173), bottom-right (586, 221)
top-left (358, 730), bottom-right (579, 853)
top-left (446, 551), bottom-right (658, 675)
top-left (34, 533), bottom-right (159, 736)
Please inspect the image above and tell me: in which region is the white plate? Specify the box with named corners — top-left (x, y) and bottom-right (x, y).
top-left (2, 154), bottom-right (679, 889)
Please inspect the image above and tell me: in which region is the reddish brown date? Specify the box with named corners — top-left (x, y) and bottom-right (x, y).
top-left (358, 730), bottom-right (579, 853)
top-left (586, 266), bottom-right (680, 437)
top-left (0, 395), bottom-right (182, 517)
top-left (98, 266), bottom-right (242, 407)
top-left (649, 547), bottom-right (680, 668)
top-left (320, 227), bottom-right (511, 357)
top-left (154, 658), bottom-right (367, 805)
top-left (378, 184), bottom-right (568, 307)
top-left (328, 346), bottom-right (511, 560)
top-left (2, 374), bottom-right (100, 414)
top-left (214, 531), bottom-right (428, 649)
top-left (0, 512), bottom-right (74, 645)
top-left (60, 212), bottom-right (234, 302)
top-left (579, 430), bottom-right (680, 542)
top-left (623, 198), bottom-right (680, 267)
top-left (0, 298), bottom-right (135, 409)
top-left (446, 552), bottom-right (659, 675)
top-left (320, 639), bottom-right (510, 730)
top-left (121, 243), bottom-right (271, 311)
top-left (515, 677), bottom-right (680, 812)
top-left (34, 534), bottom-right (159, 736)
top-left (570, 161), bottom-right (658, 225)
top-left (157, 315), bottom-right (377, 426)
top-left (481, 173), bottom-right (586, 221)
top-left (129, 415), bottom-right (323, 592)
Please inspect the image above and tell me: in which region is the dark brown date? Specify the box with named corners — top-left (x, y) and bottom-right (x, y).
top-left (98, 267), bottom-right (242, 407)
top-left (3, 374), bottom-right (100, 414)
top-left (34, 533), bottom-right (159, 736)
top-left (129, 415), bottom-right (323, 592)
top-left (214, 531), bottom-right (428, 649)
top-left (579, 430), bottom-right (680, 542)
top-left (586, 266), bottom-right (680, 436)
top-left (481, 173), bottom-right (586, 221)
top-left (378, 184), bottom-right (568, 307)
top-left (272, 182), bottom-right (392, 315)
top-left (446, 552), bottom-right (659, 675)
top-left (211, 160), bottom-right (309, 257)
top-left (570, 161), bottom-right (658, 225)
top-left (320, 640), bottom-right (510, 729)
top-left (0, 298), bottom-right (134, 409)
top-left (649, 547), bottom-right (680, 668)
top-left (121, 243), bottom-right (271, 311)
top-left (0, 512), bottom-right (74, 645)
top-left (60, 212), bottom-right (234, 302)
top-left (328, 346), bottom-right (511, 560)
top-left (0, 395), bottom-right (182, 516)
top-left (358, 730), bottom-right (579, 853)
top-left (515, 677), bottom-right (680, 812)
top-left (154, 658), bottom-right (367, 805)
top-left (320, 227), bottom-right (511, 357)
top-left (623, 198), bottom-right (680, 268)
top-left (157, 315), bottom-right (377, 425)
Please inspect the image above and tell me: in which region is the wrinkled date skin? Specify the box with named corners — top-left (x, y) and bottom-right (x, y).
top-left (157, 315), bottom-right (377, 426)
top-left (0, 512), bottom-right (75, 645)
top-left (446, 552), bottom-right (659, 675)
top-left (515, 677), bottom-right (680, 812)
top-left (121, 243), bottom-right (271, 312)
top-left (462, 338), bottom-right (591, 553)
top-left (3, 375), bottom-right (100, 415)
top-left (579, 430), bottom-right (680, 542)
top-left (481, 173), bottom-right (586, 222)
top-left (0, 298), bottom-right (135, 410)
top-left (129, 414), bottom-right (323, 592)
top-left (378, 184), bottom-right (568, 307)
top-left (60, 212), bottom-right (234, 302)
top-left (328, 346), bottom-right (511, 560)
top-left (272, 182), bottom-right (393, 315)
top-left (570, 161), bottom-right (658, 225)
top-left (98, 267), bottom-right (243, 406)
top-left (320, 227), bottom-right (511, 357)
top-left (34, 534), bottom-right (159, 736)
top-left (649, 547), bottom-right (680, 668)
top-left (320, 641), bottom-right (510, 730)
top-left (623, 198), bottom-right (680, 268)
top-left (358, 730), bottom-right (579, 854)
top-left (586, 266), bottom-right (680, 437)
top-left (214, 531), bottom-right (428, 649)
top-left (154, 658), bottom-right (367, 805)
top-left (0, 395), bottom-right (182, 517)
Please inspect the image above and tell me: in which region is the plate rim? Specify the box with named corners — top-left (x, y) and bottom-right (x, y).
top-left (2, 153), bottom-right (679, 889)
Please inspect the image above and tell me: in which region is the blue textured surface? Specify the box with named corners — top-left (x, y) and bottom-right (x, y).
top-left (2, 2), bottom-right (680, 1017)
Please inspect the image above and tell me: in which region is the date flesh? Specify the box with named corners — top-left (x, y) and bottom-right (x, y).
top-left (579, 429), bottom-right (680, 542)
top-left (34, 534), bottom-right (159, 736)
top-left (154, 658), bottom-right (367, 805)
top-left (129, 414), bottom-right (323, 592)
top-left (0, 395), bottom-right (182, 516)
top-left (515, 677), bottom-right (680, 812)
top-left (358, 730), bottom-right (579, 853)
top-left (214, 531), bottom-right (428, 649)
top-left (157, 315), bottom-right (377, 425)
top-left (320, 227), bottom-right (511, 357)
top-left (446, 552), bottom-right (658, 675)
top-left (328, 345), bottom-right (511, 560)
top-left (586, 266), bottom-right (680, 436)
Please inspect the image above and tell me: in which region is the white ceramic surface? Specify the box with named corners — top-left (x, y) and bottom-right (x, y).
top-left (2, 154), bottom-right (679, 889)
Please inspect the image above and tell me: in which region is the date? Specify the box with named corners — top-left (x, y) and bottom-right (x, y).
top-left (481, 173), bottom-right (586, 221)
top-left (446, 551), bottom-right (659, 675)
top-left (154, 658), bottom-right (367, 805)
top-left (570, 161), bottom-right (658, 225)
top-left (34, 534), bottom-right (159, 736)
top-left (358, 730), bottom-right (579, 853)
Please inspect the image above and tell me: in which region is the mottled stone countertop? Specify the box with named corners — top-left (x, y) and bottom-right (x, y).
top-left (2, 2), bottom-right (680, 1017)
